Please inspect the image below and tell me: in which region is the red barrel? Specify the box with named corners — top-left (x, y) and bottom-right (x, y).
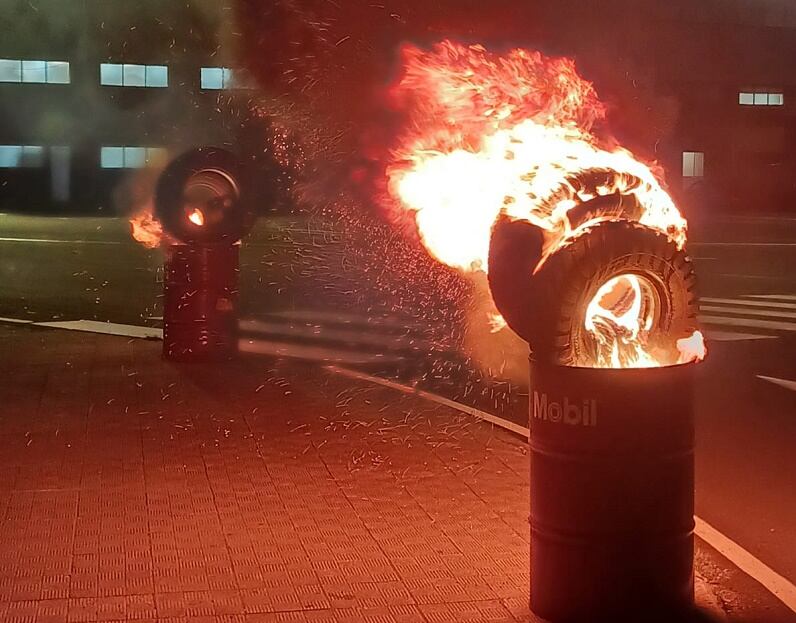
top-left (529, 358), bottom-right (695, 621)
top-left (163, 244), bottom-right (239, 361)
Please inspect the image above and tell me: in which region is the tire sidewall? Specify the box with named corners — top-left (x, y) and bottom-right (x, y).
top-left (521, 221), bottom-right (698, 366)
top-left (155, 147), bottom-right (253, 244)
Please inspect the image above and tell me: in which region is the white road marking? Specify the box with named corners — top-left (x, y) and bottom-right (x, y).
top-left (694, 517), bottom-right (796, 614)
top-left (756, 375), bottom-right (796, 393)
top-left (703, 330), bottom-right (776, 342)
top-left (0, 316), bottom-right (33, 324)
top-left (240, 339), bottom-right (403, 365)
top-left (698, 315), bottom-right (796, 332)
top-left (699, 305), bottom-right (796, 320)
top-left (0, 237), bottom-right (123, 245)
top-left (328, 365), bottom-right (796, 615)
top-left (746, 294), bottom-right (796, 302)
top-left (327, 365), bottom-right (530, 437)
top-left (700, 297), bottom-right (796, 310)
top-left (239, 318), bottom-right (442, 351)
top-left (35, 320), bottom-right (163, 339)
top-left (717, 273), bottom-right (787, 281)
top-left (266, 309), bottom-right (427, 330)
top-left (3, 316), bottom-right (415, 364)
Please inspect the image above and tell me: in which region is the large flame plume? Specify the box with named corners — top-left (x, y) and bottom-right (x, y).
top-left (385, 41), bottom-right (702, 367)
top-left (386, 41), bottom-right (686, 272)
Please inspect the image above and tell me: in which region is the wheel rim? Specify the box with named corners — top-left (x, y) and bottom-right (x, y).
top-left (578, 272), bottom-right (664, 368)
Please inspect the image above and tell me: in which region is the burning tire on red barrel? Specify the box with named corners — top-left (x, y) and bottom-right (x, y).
top-left (155, 146), bottom-right (253, 246)
top-left (489, 194), bottom-right (703, 620)
top-left (378, 39), bottom-right (706, 620)
top-left (489, 210), bottom-right (698, 367)
top-left (155, 147), bottom-right (254, 362)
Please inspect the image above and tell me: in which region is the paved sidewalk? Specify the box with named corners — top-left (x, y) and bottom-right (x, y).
top-left (0, 324), bottom-right (749, 622)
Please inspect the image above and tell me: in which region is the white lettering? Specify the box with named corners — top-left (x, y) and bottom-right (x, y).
top-left (533, 391), bottom-right (547, 420)
top-left (563, 396), bottom-right (580, 425)
top-left (531, 391), bottom-right (597, 427)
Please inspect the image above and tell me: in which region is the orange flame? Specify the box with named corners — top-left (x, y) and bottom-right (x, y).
top-left (188, 208), bottom-right (205, 226)
top-left (488, 312), bottom-right (507, 334)
top-left (584, 274), bottom-right (659, 368)
top-left (129, 202), bottom-right (165, 249)
top-left (677, 330), bottom-right (707, 365)
top-left (385, 41), bottom-right (701, 368)
top-left (386, 41), bottom-right (687, 272)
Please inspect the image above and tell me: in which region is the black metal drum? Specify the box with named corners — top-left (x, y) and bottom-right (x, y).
top-left (163, 244), bottom-right (239, 362)
top-left (529, 358), bottom-right (696, 621)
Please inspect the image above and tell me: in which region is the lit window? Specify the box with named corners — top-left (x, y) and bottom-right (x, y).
top-left (201, 67), bottom-right (224, 89)
top-left (0, 59), bottom-right (21, 82)
top-left (0, 59), bottom-right (70, 84)
top-left (47, 61), bottom-right (70, 84)
top-left (739, 91), bottom-right (784, 106)
top-left (22, 60), bottom-right (46, 83)
top-left (145, 65), bottom-right (168, 88)
top-left (100, 63), bottom-right (168, 88)
top-left (0, 145), bottom-right (45, 168)
top-left (682, 151), bottom-right (704, 177)
top-left (100, 147), bottom-right (124, 168)
top-left (0, 146), bottom-right (22, 167)
top-left (123, 64), bottom-right (146, 87)
top-left (123, 147), bottom-right (147, 168)
top-left (200, 66), bottom-right (254, 90)
top-left (101, 146), bottom-right (167, 168)
top-left (100, 64), bottom-right (122, 86)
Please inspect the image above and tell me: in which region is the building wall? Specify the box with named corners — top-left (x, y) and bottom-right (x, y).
top-left (647, 0), bottom-right (796, 216)
top-left (0, 0), bottom-right (259, 214)
top-left (1, 0), bottom-right (794, 216)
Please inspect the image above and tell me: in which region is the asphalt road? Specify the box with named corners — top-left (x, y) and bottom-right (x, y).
top-left (1, 210), bottom-right (795, 604)
top-left (687, 215), bottom-right (796, 592)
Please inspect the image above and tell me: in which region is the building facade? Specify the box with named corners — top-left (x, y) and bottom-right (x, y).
top-left (0, 0), bottom-right (260, 214)
top-left (1, 0), bottom-right (794, 216)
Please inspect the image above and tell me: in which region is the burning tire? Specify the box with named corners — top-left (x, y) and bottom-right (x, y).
top-left (155, 147), bottom-right (253, 245)
top-left (487, 215), bottom-right (545, 343)
top-left (490, 218), bottom-right (698, 367)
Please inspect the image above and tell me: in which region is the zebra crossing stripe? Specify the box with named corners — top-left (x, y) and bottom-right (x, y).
top-left (239, 318), bottom-right (439, 350)
top-left (745, 294), bottom-right (796, 302)
top-left (264, 309), bottom-right (428, 330)
top-left (699, 305), bottom-right (796, 320)
top-left (698, 294), bottom-right (796, 336)
top-left (239, 338), bottom-right (404, 365)
top-left (698, 315), bottom-right (796, 332)
top-left (699, 297), bottom-right (796, 310)
top-left (702, 330), bottom-right (775, 342)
